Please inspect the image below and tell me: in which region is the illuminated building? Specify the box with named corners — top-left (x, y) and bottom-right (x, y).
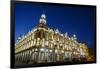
top-left (15, 13), bottom-right (92, 64)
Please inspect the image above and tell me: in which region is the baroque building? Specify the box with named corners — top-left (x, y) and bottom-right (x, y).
top-left (15, 14), bottom-right (93, 64)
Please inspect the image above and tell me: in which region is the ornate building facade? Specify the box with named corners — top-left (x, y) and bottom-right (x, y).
top-left (15, 14), bottom-right (93, 64)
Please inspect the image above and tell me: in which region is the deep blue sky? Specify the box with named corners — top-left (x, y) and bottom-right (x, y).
top-left (15, 2), bottom-right (96, 49)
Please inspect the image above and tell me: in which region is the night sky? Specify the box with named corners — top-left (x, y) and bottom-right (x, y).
top-left (15, 2), bottom-right (96, 50)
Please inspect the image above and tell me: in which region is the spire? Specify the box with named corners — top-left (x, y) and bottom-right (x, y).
top-left (65, 32), bottom-right (68, 38)
top-left (55, 29), bottom-right (59, 34)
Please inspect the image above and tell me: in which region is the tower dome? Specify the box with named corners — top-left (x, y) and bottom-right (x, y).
top-left (73, 34), bottom-right (77, 40)
top-left (39, 14), bottom-right (46, 24)
top-left (41, 14), bottom-right (46, 19)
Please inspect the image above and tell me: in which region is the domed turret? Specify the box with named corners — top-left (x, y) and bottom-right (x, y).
top-left (39, 14), bottom-right (46, 24)
top-left (41, 14), bottom-right (46, 19)
top-left (73, 34), bottom-right (77, 40)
